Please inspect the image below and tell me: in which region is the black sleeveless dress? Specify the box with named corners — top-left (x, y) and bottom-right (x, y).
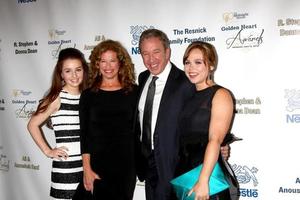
top-left (175, 85), bottom-right (234, 200)
top-left (79, 86), bottom-right (138, 200)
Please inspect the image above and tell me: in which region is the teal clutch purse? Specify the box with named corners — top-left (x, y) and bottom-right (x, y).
top-left (170, 163), bottom-right (229, 200)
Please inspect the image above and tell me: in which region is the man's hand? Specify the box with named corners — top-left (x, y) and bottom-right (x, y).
top-left (220, 144), bottom-right (230, 161)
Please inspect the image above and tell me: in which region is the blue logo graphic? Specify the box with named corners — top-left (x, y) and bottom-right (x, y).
top-left (285, 89), bottom-right (300, 112)
top-left (130, 25), bottom-right (154, 46)
top-left (285, 89), bottom-right (300, 123)
top-left (232, 164), bottom-right (258, 186)
top-left (232, 164), bottom-right (259, 198)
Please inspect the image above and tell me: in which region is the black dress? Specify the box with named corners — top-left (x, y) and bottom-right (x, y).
top-left (175, 85), bottom-right (233, 200)
top-left (79, 86), bottom-right (138, 200)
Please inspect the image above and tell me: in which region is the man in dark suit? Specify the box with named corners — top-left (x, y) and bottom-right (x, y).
top-left (136, 29), bottom-right (230, 200)
top-left (136, 28), bottom-right (195, 200)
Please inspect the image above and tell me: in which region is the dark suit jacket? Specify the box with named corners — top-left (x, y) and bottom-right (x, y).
top-left (136, 63), bottom-right (195, 189)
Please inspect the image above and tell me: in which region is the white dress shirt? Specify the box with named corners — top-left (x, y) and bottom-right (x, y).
top-left (139, 62), bottom-right (172, 149)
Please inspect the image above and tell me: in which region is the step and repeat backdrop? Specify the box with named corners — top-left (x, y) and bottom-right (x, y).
top-left (1, 0), bottom-right (300, 199)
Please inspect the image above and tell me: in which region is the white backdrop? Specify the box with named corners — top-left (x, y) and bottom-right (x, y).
top-left (1, 0), bottom-right (300, 199)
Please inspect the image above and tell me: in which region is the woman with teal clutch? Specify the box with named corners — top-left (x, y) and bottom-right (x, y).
top-left (174, 41), bottom-right (238, 200)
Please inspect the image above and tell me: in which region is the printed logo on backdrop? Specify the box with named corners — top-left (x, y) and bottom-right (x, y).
top-left (278, 18), bottom-right (300, 37)
top-left (221, 12), bottom-right (264, 49)
top-left (278, 177), bottom-right (300, 195)
top-left (232, 164), bottom-right (259, 198)
top-left (0, 146), bottom-right (10, 172)
top-left (48, 29), bottom-right (75, 59)
top-left (285, 89), bottom-right (300, 123)
top-left (0, 98), bottom-right (5, 111)
top-left (222, 24), bottom-right (264, 49)
top-left (15, 155), bottom-right (40, 170)
top-left (17, 0), bottom-right (37, 4)
top-left (48, 29), bottom-right (67, 41)
top-left (14, 40), bottom-right (38, 55)
top-left (130, 25), bottom-right (154, 55)
top-left (223, 12), bottom-right (249, 24)
top-left (83, 34), bottom-right (106, 54)
top-left (170, 27), bottom-right (215, 45)
top-left (236, 97), bottom-right (262, 115)
top-left (11, 89), bottom-right (37, 119)
top-left (129, 25), bottom-right (216, 55)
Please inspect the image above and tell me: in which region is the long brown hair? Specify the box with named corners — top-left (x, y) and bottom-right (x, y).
top-left (34, 48), bottom-right (89, 115)
top-left (89, 39), bottom-right (136, 92)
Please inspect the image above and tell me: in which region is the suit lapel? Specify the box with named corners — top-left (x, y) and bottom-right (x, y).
top-left (137, 70), bottom-right (150, 101)
top-left (154, 64), bottom-right (180, 131)
top-left (134, 70), bottom-right (151, 139)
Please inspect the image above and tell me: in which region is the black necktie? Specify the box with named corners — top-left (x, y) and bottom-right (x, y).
top-left (142, 76), bottom-right (158, 157)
